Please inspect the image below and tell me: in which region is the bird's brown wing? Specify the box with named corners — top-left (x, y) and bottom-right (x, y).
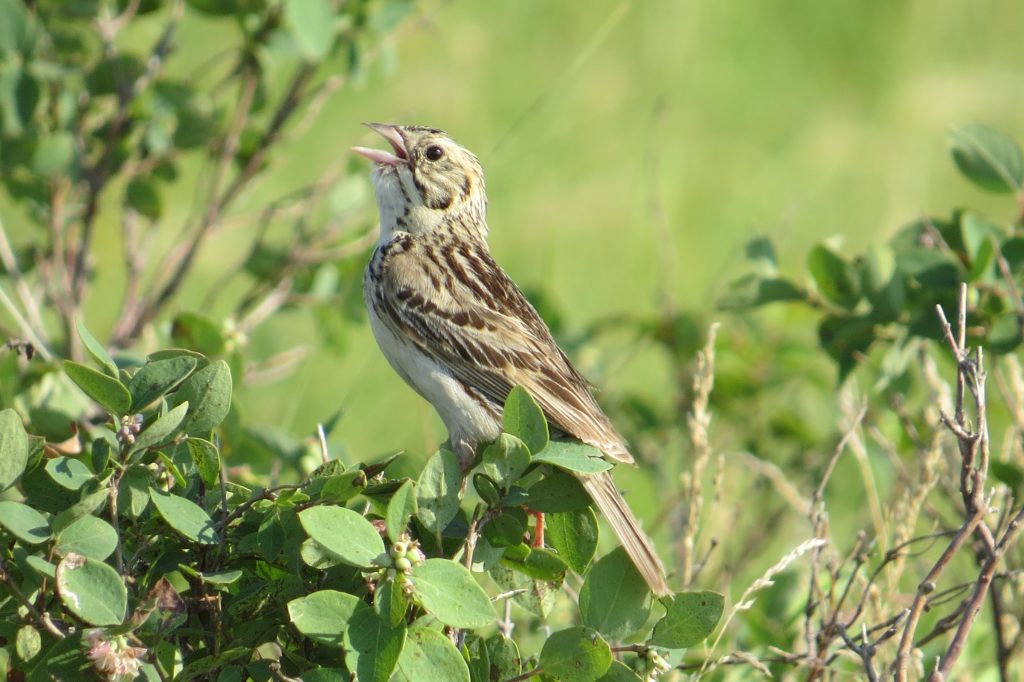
top-left (373, 236), bottom-right (633, 463)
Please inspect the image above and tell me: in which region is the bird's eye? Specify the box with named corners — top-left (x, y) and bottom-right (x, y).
top-left (425, 145), bottom-right (444, 161)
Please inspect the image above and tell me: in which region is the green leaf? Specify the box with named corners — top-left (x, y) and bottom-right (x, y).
top-left (45, 456), bottom-right (92, 490)
top-left (170, 312), bottom-right (226, 357)
top-left (503, 386), bottom-right (549, 454)
top-left (482, 511), bottom-right (525, 548)
top-left (118, 465), bottom-right (151, 518)
top-left (32, 131), bottom-right (75, 176)
top-left (0, 500), bottom-right (50, 544)
top-left (415, 447), bottom-right (463, 534)
top-left (131, 401), bottom-right (189, 452)
top-left (579, 547), bottom-right (652, 639)
top-left (128, 355), bottom-right (198, 411)
top-left (55, 553), bottom-right (127, 626)
top-left (51, 483), bottom-right (107, 535)
top-left (808, 244), bottom-right (861, 309)
top-left (0, 408), bottom-right (28, 490)
top-left (410, 558), bottom-right (496, 628)
top-left (990, 460), bottom-right (1023, 492)
top-left (948, 123), bottom-right (1024, 193)
top-left (818, 314), bottom-right (876, 380)
top-left (284, 0), bottom-right (335, 60)
top-left (386, 479), bottom-right (417, 543)
top-left (171, 359), bottom-right (232, 434)
top-left (25, 631), bottom-right (88, 682)
top-left (485, 635), bottom-right (521, 681)
top-left (650, 590), bottom-right (724, 649)
top-left (344, 606), bottom-right (406, 682)
top-left (988, 312), bottom-right (1023, 354)
top-left (199, 569), bottom-right (242, 585)
top-left (961, 212), bottom-right (1003, 262)
top-left (54, 515), bottom-right (117, 561)
top-left (63, 360), bottom-right (131, 416)
top-left (125, 177), bottom-right (162, 220)
top-left (539, 627), bottom-right (612, 682)
top-left (300, 538), bottom-right (346, 569)
top-left (479, 434), bottom-right (532, 490)
top-left (149, 489), bottom-right (217, 545)
top-left (16, 625), bottom-right (41, 663)
top-left (489, 564), bottom-right (558, 617)
top-left (473, 473), bottom-right (501, 507)
top-left (533, 440), bottom-right (613, 474)
top-left (288, 590), bottom-right (364, 647)
top-left (527, 470), bottom-right (591, 512)
top-left (500, 545), bottom-right (568, 582)
top-left (187, 438), bottom-right (221, 486)
top-left (375, 579), bottom-right (409, 628)
top-left (314, 470), bottom-right (366, 504)
top-left (298, 505), bottom-right (386, 569)
top-left (598, 660), bottom-right (644, 681)
top-left (546, 507), bottom-right (599, 573)
top-left (0, 0), bottom-right (32, 53)
top-left (76, 319), bottom-right (118, 377)
top-left (393, 623), bottom-right (471, 682)
top-left (717, 274), bottom-right (805, 310)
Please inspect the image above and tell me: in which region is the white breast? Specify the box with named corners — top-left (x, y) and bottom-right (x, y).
top-left (363, 261), bottom-right (502, 458)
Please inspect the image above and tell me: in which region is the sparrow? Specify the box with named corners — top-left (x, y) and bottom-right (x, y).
top-left (354, 123), bottom-right (671, 597)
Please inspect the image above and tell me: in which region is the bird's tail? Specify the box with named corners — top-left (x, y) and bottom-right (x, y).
top-left (579, 470), bottom-right (672, 597)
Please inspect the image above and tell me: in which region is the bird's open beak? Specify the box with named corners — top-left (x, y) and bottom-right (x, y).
top-left (352, 123), bottom-right (409, 166)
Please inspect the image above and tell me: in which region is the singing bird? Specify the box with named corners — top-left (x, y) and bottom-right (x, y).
top-left (354, 124), bottom-right (671, 596)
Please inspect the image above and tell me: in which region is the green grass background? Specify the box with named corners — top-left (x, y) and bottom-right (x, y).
top-left (2, 1), bottom-right (1022, 669)
top-left (249, 0), bottom-right (1024, 463)
top-left (10, 0), bottom-right (1023, 466)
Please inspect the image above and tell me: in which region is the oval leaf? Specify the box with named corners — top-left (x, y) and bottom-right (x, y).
top-left (393, 624), bottom-right (470, 682)
top-left (284, 0), bottom-right (334, 61)
top-left (580, 547), bottom-right (652, 639)
top-left (650, 590), bottom-right (724, 649)
top-left (132, 402), bottom-right (189, 453)
top-left (410, 558), bottom-right (496, 628)
top-left (56, 553), bottom-right (127, 626)
top-left (527, 470), bottom-right (591, 512)
top-left (344, 606), bottom-right (406, 682)
top-left (503, 386), bottom-right (549, 454)
top-left (63, 360), bottom-right (131, 416)
top-left (45, 456), bottom-right (92, 490)
top-left (186, 438), bottom-right (221, 486)
top-left (479, 434), bottom-right (531, 489)
top-left (415, 448), bottom-right (463, 534)
top-left (149, 489), bottom-right (217, 545)
top-left (171, 360), bottom-right (232, 434)
top-left (75, 319), bottom-right (118, 377)
top-left (54, 515), bottom-right (118, 560)
top-left (546, 507), bottom-right (598, 574)
top-left (128, 355), bottom-right (198, 411)
top-left (0, 408), bottom-right (29, 491)
top-left (386, 479), bottom-right (417, 543)
top-left (808, 244), bottom-right (861, 309)
top-left (532, 440), bottom-right (612, 474)
top-left (948, 122), bottom-right (1024, 193)
top-left (539, 627), bottom-right (612, 682)
top-left (288, 590), bottom-right (364, 647)
top-left (0, 500), bottom-right (50, 544)
top-left (299, 505), bottom-right (386, 569)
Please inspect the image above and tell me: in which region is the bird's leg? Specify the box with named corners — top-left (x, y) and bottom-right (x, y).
top-left (530, 509), bottom-right (545, 548)
top-left (452, 438), bottom-right (477, 474)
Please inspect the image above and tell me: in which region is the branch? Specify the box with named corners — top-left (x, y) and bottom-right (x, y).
top-left (928, 506), bottom-right (1024, 680)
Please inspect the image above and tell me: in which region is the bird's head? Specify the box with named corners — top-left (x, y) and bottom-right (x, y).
top-left (353, 124), bottom-right (488, 242)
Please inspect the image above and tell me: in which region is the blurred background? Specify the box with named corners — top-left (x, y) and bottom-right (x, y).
top-left (216, 0), bottom-right (1024, 462)
top-left (3, 0), bottom-right (1024, 674)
